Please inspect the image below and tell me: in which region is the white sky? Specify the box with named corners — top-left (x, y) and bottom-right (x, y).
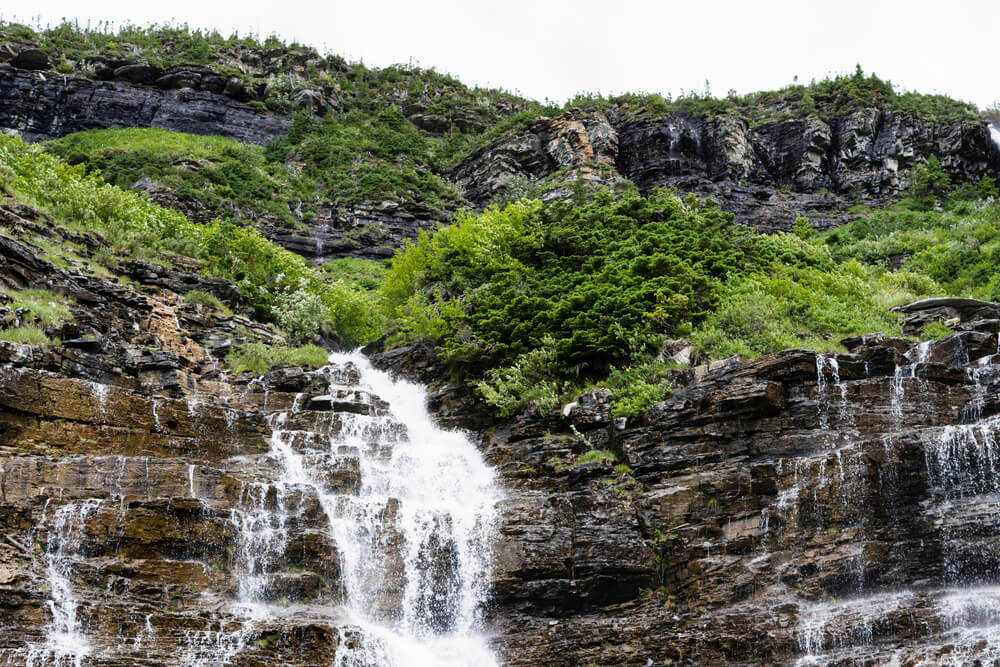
top-left (6, 0), bottom-right (999, 110)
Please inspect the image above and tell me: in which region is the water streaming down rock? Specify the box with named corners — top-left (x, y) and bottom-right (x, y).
top-left (24, 499), bottom-right (104, 667)
top-left (0, 349), bottom-right (499, 666)
top-left (324, 351), bottom-right (501, 666)
top-left (182, 351), bottom-right (501, 666)
top-left (791, 335), bottom-right (1000, 665)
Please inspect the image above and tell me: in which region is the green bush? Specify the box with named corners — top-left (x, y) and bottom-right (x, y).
top-left (921, 321), bottom-right (954, 340)
top-left (383, 192), bottom-right (744, 376)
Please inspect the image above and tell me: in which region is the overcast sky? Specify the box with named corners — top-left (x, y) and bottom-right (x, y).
top-left (6, 0), bottom-right (999, 110)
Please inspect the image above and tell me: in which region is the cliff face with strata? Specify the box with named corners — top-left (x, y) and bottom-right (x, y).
top-left (5, 34), bottom-right (1000, 667)
top-left (454, 108), bottom-right (1000, 232)
top-left (7, 198), bottom-right (1000, 664)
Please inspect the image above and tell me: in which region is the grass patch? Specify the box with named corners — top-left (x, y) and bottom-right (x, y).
top-left (575, 449), bottom-right (616, 466)
top-left (224, 342), bottom-right (329, 374)
top-left (183, 289), bottom-right (233, 316)
top-left (4, 288), bottom-right (75, 325)
top-left (320, 257), bottom-right (388, 292)
top-left (0, 325), bottom-right (57, 345)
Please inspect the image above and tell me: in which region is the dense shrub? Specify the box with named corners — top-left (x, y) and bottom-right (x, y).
top-left (382, 192), bottom-right (745, 375)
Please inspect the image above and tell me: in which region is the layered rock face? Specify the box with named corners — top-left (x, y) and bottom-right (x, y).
top-left (372, 323), bottom-right (1000, 665)
top-left (473, 335), bottom-right (1000, 665)
top-left (0, 211), bottom-right (345, 664)
top-left (455, 108), bottom-right (1000, 232)
top-left (267, 200), bottom-right (451, 262)
top-left (10, 192), bottom-right (1000, 664)
top-left (0, 67), bottom-right (290, 146)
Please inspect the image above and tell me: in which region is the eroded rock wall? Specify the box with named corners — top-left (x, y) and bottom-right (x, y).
top-left (455, 108), bottom-right (1000, 232)
top-left (374, 329), bottom-right (1000, 665)
top-left (0, 67), bottom-right (290, 146)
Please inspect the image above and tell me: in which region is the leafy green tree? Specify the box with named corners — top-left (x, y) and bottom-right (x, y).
top-left (908, 155), bottom-right (951, 209)
top-left (791, 215), bottom-right (816, 239)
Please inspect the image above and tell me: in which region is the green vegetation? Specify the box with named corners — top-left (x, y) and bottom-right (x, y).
top-left (379, 190), bottom-right (941, 415)
top-left (921, 321), bottom-right (954, 340)
top-left (823, 186), bottom-right (1000, 302)
top-left (321, 257), bottom-right (389, 292)
top-left (567, 66), bottom-right (980, 125)
top-left (224, 342), bottom-right (329, 374)
top-left (3, 288), bottom-right (75, 325)
top-left (0, 325), bottom-right (57, 345)
top-left (265, 109), bottom-right (462, 210)
top-left (0, 133), bottom-right (379, 345)
top-left (575, 449), bottom-right (616, 465)
top-left (45, 128), bottom-right (306, 227)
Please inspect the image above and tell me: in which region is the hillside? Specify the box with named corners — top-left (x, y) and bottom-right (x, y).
top-left (1, 21), bottom-right (998, 263)
top-left (5, 18), bottom-right (1000, 667)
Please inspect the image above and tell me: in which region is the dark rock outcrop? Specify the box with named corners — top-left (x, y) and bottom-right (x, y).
top-left (0, 66), bottom-right (289, 145)
top-left (456, 108), bottom-right (1000, 233)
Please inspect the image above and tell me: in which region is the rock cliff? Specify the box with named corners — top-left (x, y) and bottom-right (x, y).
top-left (374, 325), bottom-right (1000, 665)
top-left (8, 177), bottom-right (1000, 663)
top-left (0, 67), bottom-right (290, 146)
top-left (455, 108), bottom-right (1000, 232)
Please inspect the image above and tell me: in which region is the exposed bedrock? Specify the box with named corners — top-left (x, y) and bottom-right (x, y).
top-left (455, 108), bottom-right (1000, 233)
top-left (373, 327), bottom-right (1000, 665)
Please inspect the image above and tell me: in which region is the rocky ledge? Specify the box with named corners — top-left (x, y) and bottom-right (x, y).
top-left (0, 65), bottom-right (290, 146)
top-left (454, 107), bottom-right (1000, 232)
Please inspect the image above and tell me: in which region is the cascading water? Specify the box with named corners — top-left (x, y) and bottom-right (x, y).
top-left (325, 352), bottom-right (500, 666)
top-left (14, 350), bottom-right (499, 666)
top-left (794, 337), bottom-right (1000, 664)
top-left (24, 499), bottom-right (104, 667)
top-left (990, 122), bottom-right (1000, 151)
top-left (190, 351), bottom-right (501, 666)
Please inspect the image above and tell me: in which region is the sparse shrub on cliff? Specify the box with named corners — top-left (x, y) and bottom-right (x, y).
top-left (921, 321), bottom-right (954, 340)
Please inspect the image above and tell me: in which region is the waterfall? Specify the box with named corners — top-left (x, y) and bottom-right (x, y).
top-left (324, 352), bottom-right (500, 666)
top-left (24, 499), bottom-right (104, 667)
top-left (991, 122), bottom-right (1000, 150)
top-left (795, 340), bottom-right (1000, 664)
top-left (192, 350), bottom-right (501, 665)
top-left (13, 351), bottom-right (499, 666)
